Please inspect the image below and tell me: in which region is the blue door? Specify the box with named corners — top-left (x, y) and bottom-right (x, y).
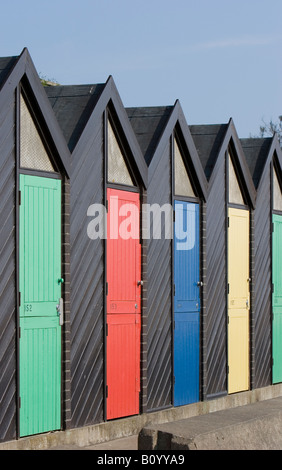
top-left (174, 201), bottom-right (200, 406)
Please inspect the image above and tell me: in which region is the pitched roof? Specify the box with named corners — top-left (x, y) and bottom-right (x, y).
top-left (189, 124), bottom-right (228, 180)
top-left (0, 56), bottom-right (18, 89)
top-left (189, 119), bottom-right (256, 208)
top-left (126, 101), bottom-right (208, 200)
top-left (240, 137), bottom-right (273, 189)
top-left (241, 135), bottom-right (282, 191)
top-left (126, 106), bottom-right (173, 165)
top-left (0, 48), bottom-right (71, 177)
top-left (46, 76), bottom-right (147, 188)
top-left (45, 84), bottom-right (105, 152)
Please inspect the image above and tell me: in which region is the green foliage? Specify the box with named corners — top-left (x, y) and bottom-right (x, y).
top-left (39, 73), bottom-right (60, 87)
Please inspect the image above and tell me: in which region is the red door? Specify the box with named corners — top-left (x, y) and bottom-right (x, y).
top-left (106, 188), bottom-right (141, 419)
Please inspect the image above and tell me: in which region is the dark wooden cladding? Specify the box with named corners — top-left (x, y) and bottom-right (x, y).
top-left (146, 141), bottom-right (172, 410)
top-left (191, 121), bottom-right (256, 399)
top-left (252, 164), bottom-right (272, 387)
top-left (190, 124), bottom-right (228, 399)
top-left (2, 47), bottom-right (282, 446)
top-left (205, 154), bottom-right (227, 398)
top-left (0, 49), bottom-right (71, 443)
top-left (126, 105), bottom-right (175, 411)
top-left (127, 103), bottom-right (207, 410)
top-left (241, 137), bottom-right (276, 389)
top-left (47, 78), bottom-right (147, 429)
top-left (70, 115), bottom-right (104, 427)
top-left (0, 93), bottom-right (16, 442)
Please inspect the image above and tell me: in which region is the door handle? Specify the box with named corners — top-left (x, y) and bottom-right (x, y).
top-left (58, 278), bottom-right (64, 285)
top-left (137, 280), bottom-right (143, 286)
top-left (56, 298), bottom-right (64, 326)
top-left (197, 281), bottom-right (203, 287)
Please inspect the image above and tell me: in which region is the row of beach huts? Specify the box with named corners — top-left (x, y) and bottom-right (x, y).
top-left (0, 48), bottom-right (282, 444)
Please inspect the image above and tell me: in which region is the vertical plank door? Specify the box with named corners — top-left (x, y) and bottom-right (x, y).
top-left (228, 207), bottom-right (250, 393)
top-left (19, 174), bottom-right (62, 436)
top-left (106, 188), bottom-right (141, 419)
top-left (272, 214), bottom-right (282, 383)
top-left (174, 201), bottom-right (200, 405)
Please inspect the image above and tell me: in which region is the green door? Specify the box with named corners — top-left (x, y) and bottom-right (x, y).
top-left (273, 213), bottom-right (282, 383)
top-left (19, 174), bottom-right (62, 436)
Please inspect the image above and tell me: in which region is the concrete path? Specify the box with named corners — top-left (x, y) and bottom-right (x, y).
top-left (2, 387), bottom-right (282, 451)
top-left (138, 396), bottom-right (282, 450)
top-left (48, 396), bottom-right (282, 450)
top-left (47, 434), bottom-right (138, 450)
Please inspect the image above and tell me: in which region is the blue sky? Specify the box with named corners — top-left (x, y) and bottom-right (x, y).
top-left (1, 0), bottom-right (281, 137)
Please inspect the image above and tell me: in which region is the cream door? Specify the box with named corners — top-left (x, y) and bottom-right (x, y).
top-left (228, 207), bottom-right (250, 393)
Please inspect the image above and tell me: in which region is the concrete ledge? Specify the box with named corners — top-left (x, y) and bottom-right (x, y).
top-left (138, 395), bottom-right (282, 450)
top-left (1, 384), bottom-right (282, 450)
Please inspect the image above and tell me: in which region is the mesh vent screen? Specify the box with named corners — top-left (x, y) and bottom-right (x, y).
top-left (174, 138), bottom-right (195, 197)
top-left (107, 119), bottom-right (133, 185)
top-left (20, 94), bottom-right (55, 172)
top-left (228, 154), bottom-right (244, 204)
top-left (273, 168), bottom-right (282, 211)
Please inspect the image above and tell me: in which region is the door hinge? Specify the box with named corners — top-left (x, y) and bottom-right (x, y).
top-left (18, 190), bottom-right (21, 206)
top-left (106, 323), bottom-right (108, 336)
top-left (173, 210), bottom-right (175, 222)
top-left (106, 282), bottom-right (108, 296)
top-left (18, 292), bottom-right (21, 307)
top-left (272, 283), bottom-right (274, 293)
top-left (19, 327), bottom-right (21, 339)
top-left (272, 222), bottom-right (274, 232)
top-left (106, 200), bottom-right (108, 213)
top-left (227, 365), bottom-right (229, 374)
top-left (19, 397), bottom-right (21, 409)
top-left (106, 385), bottom-right (108, 398)
top-left (173, 284), bottom-right (175, 296)
top-left (228, 217), bottom-right (230, 228)
top-left (227, 283), bottom-right (230, 294)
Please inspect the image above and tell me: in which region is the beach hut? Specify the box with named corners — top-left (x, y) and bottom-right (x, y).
top-left (190, 120), bottom-right (256, 399)
top-left (0, 48), bottom-right (70, 442)
top-left (241, 135), bottom-right (282, 387)
top-left (127, 101), bottom-right (207, 410)
top-left (46, 77), bottom-right (147, 426)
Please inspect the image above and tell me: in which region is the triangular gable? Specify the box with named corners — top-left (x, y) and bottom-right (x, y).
top-left (46, 76), bottom-right (147, 189)
top-left (226, 120), bottom-right (256, 208)
top-left (0, 48), bottom-right (70, 177)
top-left (273, 165), bottom-right (282, 211)
top-left (20, 92), bottom-right (55, 172)
top-left (174, 137), bottom-right (195, 197)
top-left (228, 152), bottom-right (245, 205)
top-left (190, 119), bottom-right (256, 208)
top-left (272, 137), bottom-right (282, 206)
top-left (241, 134), bottom-right (282, 196)
top-left (127, 100), bottom-right (207, 201)
top-left (107, 118), bottom-right (134, 185)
